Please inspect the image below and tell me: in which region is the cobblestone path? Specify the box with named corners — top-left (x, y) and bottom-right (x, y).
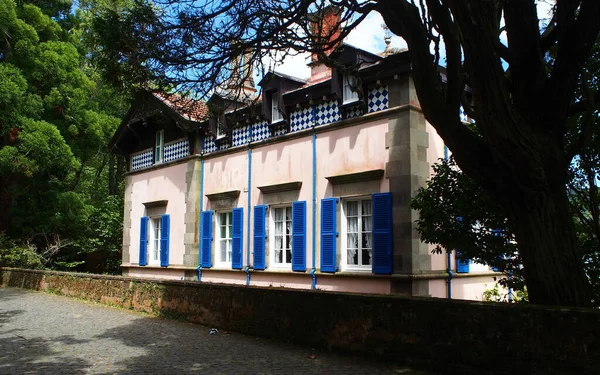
top-left (0, 287), bottom-right (434, 374)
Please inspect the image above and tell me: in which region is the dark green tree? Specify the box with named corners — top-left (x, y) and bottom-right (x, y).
top-left (0, 0), bottom-right (128, 272)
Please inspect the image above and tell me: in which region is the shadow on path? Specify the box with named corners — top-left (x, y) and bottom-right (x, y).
top-left (91, 316), bottom-right (417, 375)
top-left (0, 303), bottom-right (91, 374)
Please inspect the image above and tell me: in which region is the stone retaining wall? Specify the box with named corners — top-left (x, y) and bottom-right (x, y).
top-left (1, 268), bottom-right (598, 374)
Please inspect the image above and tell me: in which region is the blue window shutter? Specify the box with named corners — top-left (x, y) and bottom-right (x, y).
top-left (456, 251), bottom-right (471, 273)
top-left (232, 208), bottom-right (244, 269)
top-left (139, 216), bottom-right (149, 266)
top-left (201, 210), bottom-right (213, 268)
top-left (253, 205), bottom-right (267, 270)
top-left (320, 198), bottom-right (337, 273)
top-left (372, 193), bottom-right (393, 274)
top-left (160, 214), bottom-right (170, 267)
top-left (292, 201), bottom-right (307, 272)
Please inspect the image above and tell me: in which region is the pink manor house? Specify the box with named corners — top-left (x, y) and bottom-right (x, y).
top-left (109, 9), bottom-right (498, 300)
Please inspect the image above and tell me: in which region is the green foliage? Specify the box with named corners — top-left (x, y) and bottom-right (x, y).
top-left (0, 234), bottom-right (43, 269)
top-left (78, 195), bottom-right (124, 274)
top-left (411, 156), bottom-right (524, 291)
top-left (412, 155), bottom-right (600, 298)
top-left (17, 117), bottom-right (78, 176)
top-left (0, 0), bottom-right (128, 275)
top-left (483, 284), bottom-right (528, 304)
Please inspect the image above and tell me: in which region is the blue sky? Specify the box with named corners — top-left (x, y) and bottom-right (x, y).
top-left (264, 1), bottom-right (555, 81)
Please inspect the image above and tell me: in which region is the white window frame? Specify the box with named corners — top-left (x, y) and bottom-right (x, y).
top-left (342, 74), bottom-right (359, 104)
top-left (341, 197), bottom-right (373, 272)
top-left (271, 91), bottom-right (283, 123)
top-left (215, 116), bottom-right (226, 139)
top-left (155, 130), bottom-right (164, 164)
top-left (148, 217), bottom-right (161, 266)
top-left (215, 211), bottom-right (233, 268)
top-left (269, 205), bottom-right (292, 269)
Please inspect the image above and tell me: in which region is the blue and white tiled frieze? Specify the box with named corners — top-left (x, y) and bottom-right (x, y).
top-left (164, 138), bottom-right (190, 163)
top-left (290, 107), bottom-right (313, 132)
top-left (131, 149), bottom-right (153, 171)
top-left (368, 85), bottom-right (389, 113)
top-left (203, 135), bottom-right (217, 154)
top-left (218, 139), bottom-right (231, 150)
top-left (202, 87), bottom-right (391, 154)
top-left (232, 125), bottom-right (250, 146)
top-left (345, 103), bottom-right (364, 119)
top-left (316, 100), bottom-right (342, 126)
top-left (252, 120), bottom-right (270, 142)
top-left (273, 123), bottom-right (287, 136)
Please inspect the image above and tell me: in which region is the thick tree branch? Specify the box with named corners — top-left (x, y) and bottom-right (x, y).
top-left (566, 72), bottom-right (596, 162)
top-left (547, 0), bottom-right (600, 136)
top-left (377, 0), bottom-right (499, 189)
top-left (425, 0), bottom-right (462, 109)
top-left (503, 0), bottom-right (545, 120)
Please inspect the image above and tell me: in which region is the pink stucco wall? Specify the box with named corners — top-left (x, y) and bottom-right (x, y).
top-left (123, 115), bottom-right (493, 300)
top-left (198, 118), bottom-right (390, 274)
top-left (201, 270), bottom-right (391, 294)
top-left (127, 267), bottom-right (185, 280)
top-left (316, 118), bottom-right (389, 269)
top-left (426, 122), bottom-right (450, 272)
top-left (429, 275), bottom-right (500, 300)
top-left (317, 118), bottom-right (389, 192)
top-left (128, 162), bottom-right (188, 266)
top-left (203, 153), bottom-right (248, 200)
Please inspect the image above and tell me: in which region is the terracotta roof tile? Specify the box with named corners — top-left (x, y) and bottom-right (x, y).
top-left (152, 92), bottom-right (209, 122)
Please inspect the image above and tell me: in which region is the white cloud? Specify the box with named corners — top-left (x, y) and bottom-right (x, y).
top-left (260, 12), bottom-right (407, 82)
top-left (346, 12), bottom-right (407, 54)
top-left (257, 3), bottom-right (552, 82)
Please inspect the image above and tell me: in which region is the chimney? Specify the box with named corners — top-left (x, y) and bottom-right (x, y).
top-left (308, 6), bottom-right (341, 83)
top-left (228, 43), bottom-right (257, 100)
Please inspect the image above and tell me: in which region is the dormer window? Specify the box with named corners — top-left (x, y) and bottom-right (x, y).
top-left (272, 91), bottom-right (283, 123)
top-left (155, 130), bottom-right (164, 163)
top-left (343, 74), bottom-right (359, 104)
top-left (216, 116), bottom-right (226, 139)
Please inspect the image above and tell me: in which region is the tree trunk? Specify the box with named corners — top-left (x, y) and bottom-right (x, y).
top-left (108, 153), bottom-right (115, 196)
top-left (69, 161), bottom-right (85, 191)
top-left (504, 174), bottom-right (594, 307)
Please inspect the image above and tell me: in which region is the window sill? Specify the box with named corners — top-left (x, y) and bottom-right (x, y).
top-left (340, 267), bottom-right (372, 273)
top-left (268, 265), bottom-right (293, 272)
top-left (214, 135), bottom-right (230, 144)
top-left (340, 99), bottom-right (362, 107)
top-left (213, 264), bottom-right (234, 270)
top-left (122, 264), bottom-right (195, 270)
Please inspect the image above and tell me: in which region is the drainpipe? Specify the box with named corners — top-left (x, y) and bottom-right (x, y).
top-left (197, 158), bottom-right (205, 281)
top-left (310, 103), bottom-right (317, 290)
top-left (246, 147), bottom-right (252, 286)
top-left (444, 145), bottom-right (452, 298)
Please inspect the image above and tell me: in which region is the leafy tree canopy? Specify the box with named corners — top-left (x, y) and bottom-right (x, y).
top-left (0, 0), bottom-right (128, 274)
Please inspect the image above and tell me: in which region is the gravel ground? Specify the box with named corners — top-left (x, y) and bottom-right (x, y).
top-left (0, 287), bottom-right (435, 375)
